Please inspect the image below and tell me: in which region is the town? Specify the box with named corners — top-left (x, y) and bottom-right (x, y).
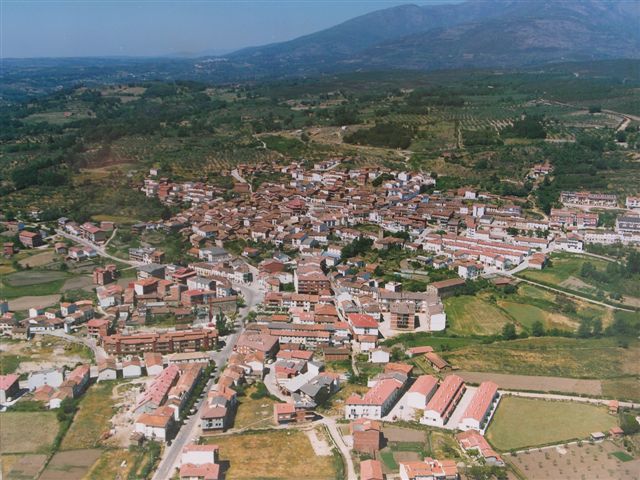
top-left (1, 158), bottom-right (639, 480)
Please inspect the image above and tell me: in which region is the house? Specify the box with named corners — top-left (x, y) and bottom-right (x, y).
top-left (201, 405), bottom-right (229, 431)
top-left (19, 230), bottom-right (43, 248)
top-left (144, 352), bottom-right (165, 376)
top-left (360, 459), bottom-right (384, 480)
top-left (351, 419), bottom-right (383, 454)
top-left (406, 375), bottom-right (439, 410)
top-left (97, 358), bottom-right (118, 382)
top-left (399, 458), bottom-right (458, 480)
top-left (135, 405), bottom-right (176, 442)
top-left (181, 457), bottom-right (220, 479)
top-left (348, 313), bottom-right (379, 336)
top-left (180, 444), bottom-right (220, 480)
top-left (0, 374), bottom-right (21, 404)
top-left (422, 375), bottom-right (465, 427)
top-left (123, 357), bottom-right (143, 378)
top-left (456, 430), bottom-right (504, 466)
top-left (27, 368), bottom-right (65, 391)
top-left (608, 400), bottom-right (619, 415)
top-left (369, 348), bottom-right (390, 364)
top-left (273, 402), bottom-right (298, 424)
top-left (458, 381), bottom-right (499, 431)
top-left (424, 352), bottom-right (450, 372)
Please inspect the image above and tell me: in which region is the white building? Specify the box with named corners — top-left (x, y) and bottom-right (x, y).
top-left (27, 368), bottom-right (64, 391)
top-left (406, 375), bottom-right (439, 410)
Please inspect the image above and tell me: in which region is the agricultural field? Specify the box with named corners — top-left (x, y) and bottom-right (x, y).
top-left (518, 254), bottom-right (640, 305)
top-left (486, 396), bottom-right (617, 451)
top-left (0, 269), bottom-right (69, 299)
top-left (444, 294), bottom-right (512, 335)
top-left (442, 337), bottom-right (640, 381)
top-left (39, 449), bottom-right (102, 480)
top-left (0, 454), bottom-right (48, 480)
top-left (204, 429), bottom-right (338, 479)
top-left (507, 440), bottom-right (640, 480)
top-left (0, 411), bottom-right (60, 454)
top-left (60, 382), bottom-right (116, 450)
top-left (85, 442), bottom-right (161, 480)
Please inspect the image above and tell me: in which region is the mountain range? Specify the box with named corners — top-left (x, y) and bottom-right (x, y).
top-left (220, 0), bottom-right (640, 75)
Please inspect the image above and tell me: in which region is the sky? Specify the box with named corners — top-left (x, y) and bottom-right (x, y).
top-left (1, 0), bottom-right (459, 58)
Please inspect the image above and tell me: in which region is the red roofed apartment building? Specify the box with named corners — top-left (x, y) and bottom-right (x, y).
top-left (421, 375), bottom-right (466, 427)
top-left (345, 377), bottom-right (405, 420)
top-left (458, 381), bottom-right (499, 432)
top-left (406, 375), bottom-right (439, 410)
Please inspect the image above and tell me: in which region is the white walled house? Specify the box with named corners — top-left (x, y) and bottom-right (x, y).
top-left (27, 368), bottom-right (64, 391)
top-left (344, 378), bottom-right (404, 420)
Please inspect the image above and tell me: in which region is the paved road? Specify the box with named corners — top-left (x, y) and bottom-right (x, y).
top-left (320, 417), bottom-right (357, 480)
top-left (152, 273), bottom-right (264, 480)
top-left (55, 229), bottom-right (140, 266)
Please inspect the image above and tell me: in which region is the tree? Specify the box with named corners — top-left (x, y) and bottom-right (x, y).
top-left (577, 318), bottom-right (593, 338)
top-left (531, 320), bottom-right (545, 337)
top-left (502, 323), bottom-right (517, 340)
top-left (592, 318), bottom-right (603, 337)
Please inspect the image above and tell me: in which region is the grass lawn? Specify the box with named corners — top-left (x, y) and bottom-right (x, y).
top-left (0, 354), bottom-right (22, 374)
top-left (233, 386), bottom-right (278, 430)
top-left (443, 337), bottom-right (640, 379)
top-left (205, 430), bottom-right (337, 479)
top-left (498, 301), bottom-right (577, 331)
top-left (486, 396), bottom-right (617, 451)
top-left (381, 332), bottom-right (482, 350)
top-left (444, 295), bottom-right (511, 335)
top-left (0, 411), bottom-right (60, 454)
top-left (61, 382), bottom-right (115, 450)
top-left (379, 450), bottom-right (398, 470)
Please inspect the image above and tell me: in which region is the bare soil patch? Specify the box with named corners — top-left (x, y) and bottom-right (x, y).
top-left (7, 294), bottom-right (61, 311)
top-left (456, 371), bottom-right (603, 396)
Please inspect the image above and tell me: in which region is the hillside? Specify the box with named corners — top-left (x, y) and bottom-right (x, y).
top-left (227, 0), bottom-right (640, 75)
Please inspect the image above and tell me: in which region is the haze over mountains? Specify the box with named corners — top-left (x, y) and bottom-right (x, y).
top-left (2, 0), bottom-right (639, 94)
top-left (226, 0), bottom-right (640, 74)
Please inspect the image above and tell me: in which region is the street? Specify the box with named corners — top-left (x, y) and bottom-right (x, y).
top-left (151, 271), bottom-right (263, 480)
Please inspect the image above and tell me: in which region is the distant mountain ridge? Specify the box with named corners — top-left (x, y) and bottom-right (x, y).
top-left (222, 0), bottom-right (640, 75)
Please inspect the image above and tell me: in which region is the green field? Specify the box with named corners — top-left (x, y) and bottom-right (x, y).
top-left (0, 270), bottom-right (69, 299)
top-left (443, 337), bottom-right (640, 379)
top-left (486, 396), bottom-right (617, 450)
top-left (518, 253), bottom-right (640, 301)
top-left (0, 411), bottom-right (60, 454)
top-left (444, 295), bottom-right (511, 335)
